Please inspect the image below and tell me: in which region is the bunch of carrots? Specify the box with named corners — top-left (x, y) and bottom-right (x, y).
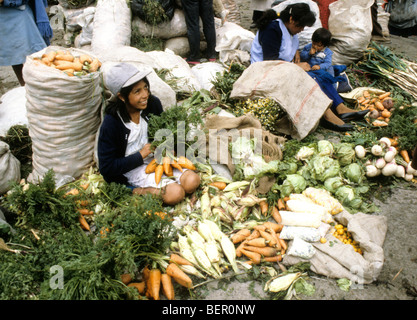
top-left (34, 50), bottom-right (101, 77)
top-left (145, 155), bottom-right (196, 184)
top-left (120, 254), bottom-right (195, 300)
top-left (358, 90), bottom-right (393, 127)
top-left (231, 199), bottom-right (288, 266)
top-left (64, 183), bottom-right (93, 231)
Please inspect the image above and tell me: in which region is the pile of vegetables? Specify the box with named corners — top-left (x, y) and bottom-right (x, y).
top-left (232, 98), bottom-right (286, 134)
top-left (34, 50), bottom-right (101, 77)
top-left (357, 90), bottom-right (393, 127)
top-left (359, 42), bottom-right (417, 100)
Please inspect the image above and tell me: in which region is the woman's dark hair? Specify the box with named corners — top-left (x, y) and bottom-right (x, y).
top-left (104, 77), bottom-right (151, 123)
top-left (257, 3), bottom-right (316, 30)
top-left (312, 27), bottom-right (332, 47)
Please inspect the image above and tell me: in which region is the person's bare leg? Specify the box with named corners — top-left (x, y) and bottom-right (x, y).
top-left (323, 108), bottom-right (345, 125)
top-left (132, 186), bottom-right (160, 196)
top-left (12, 64), bottom-right (25, 86)
top-left (179, 170), bottom-right (201, 194)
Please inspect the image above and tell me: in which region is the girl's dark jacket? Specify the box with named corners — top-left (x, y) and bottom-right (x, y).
top-left (97, 95), bottom-right (163, 185)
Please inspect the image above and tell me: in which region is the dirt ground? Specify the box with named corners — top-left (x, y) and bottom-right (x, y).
top-left (1, 1), bottom-right (417, 301)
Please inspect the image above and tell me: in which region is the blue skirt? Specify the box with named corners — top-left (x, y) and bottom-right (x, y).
top-left (0, 5), bottom-right (46, 66)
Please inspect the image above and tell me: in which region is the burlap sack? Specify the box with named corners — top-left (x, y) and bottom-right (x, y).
top-left (203, 113), bottom-right (285, 175)
top-left (283, 210), bottom-right (388, 284)
top-left (230, 61), bottom-right (332, 140)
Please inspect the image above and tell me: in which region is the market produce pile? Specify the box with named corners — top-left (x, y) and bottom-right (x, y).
top-left (1, 42), bottom-right (417, 300)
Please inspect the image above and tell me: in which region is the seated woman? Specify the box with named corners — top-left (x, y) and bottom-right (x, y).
top-left (250, 4), bottom-right (368, 132)
top-left (97, 63), bottom-right (201, 205)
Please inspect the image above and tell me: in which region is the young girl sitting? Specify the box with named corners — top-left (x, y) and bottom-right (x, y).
top-left (97, 63), bottom-right (201, 205)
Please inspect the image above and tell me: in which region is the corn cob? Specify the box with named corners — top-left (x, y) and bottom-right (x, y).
top-left (236, 194), bottom-right (267, 207)
top-left (265, 272), bottom-right (302, 292)
top-left (197, 221), bottom-right (215, 242)
top-left (191, 245), bottom-right (220, 278)
top-left (178, 235), bottom-right (199, 266)
top-left (179, 264), bottom-right (206, 279)
top-left (223, 181), bottom-right (250, 192)
top-left (200, 188), bottom-right (212, 219)
top-left (204, 240), bottom-right (221, 263)
top-left (302, 187), bottom-right (344, 215)
top-left (202, 219), bottom-right (224, 242)
top-left (220, 235), bottom-right (239, 273)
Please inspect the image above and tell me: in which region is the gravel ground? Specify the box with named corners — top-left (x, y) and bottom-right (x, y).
top-left (1, 1), bottom-right (417, 302)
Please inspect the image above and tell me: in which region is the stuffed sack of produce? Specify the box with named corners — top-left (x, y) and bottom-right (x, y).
top-left (229, 60), bottom-right (332, 140)
top-left (282, 188), bottom-right (388, 285)
top-left (23, 46), bottom-right (103, 185)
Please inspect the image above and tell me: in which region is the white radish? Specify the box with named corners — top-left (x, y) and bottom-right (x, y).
top-left (382, 163), bottom-right (398, 176)
top-left (371, 144), bottom-right (383, 156)
top-left (395, 165), bottom-right (405, 178)
top-left (355, 145), bottom-right (366, 159)
top-left (375, 158), bottom-right (386, 169)
top-left (379, 137), bottom-right (391, 148)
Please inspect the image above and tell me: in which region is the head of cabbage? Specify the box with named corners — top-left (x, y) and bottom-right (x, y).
top-left (306, 155), bottom-right (340, 181)
top-left (317, 140), bottom-right (334, 157)
top-left (334, 143), bottom-right (356, 166)
top-left (344, 163), bottom-right (364, 184)
top-left (272, 174), bottom-right (307, 197)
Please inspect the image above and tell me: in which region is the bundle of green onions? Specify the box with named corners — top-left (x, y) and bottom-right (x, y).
top-left (359, 42), bottom-right (417, 99)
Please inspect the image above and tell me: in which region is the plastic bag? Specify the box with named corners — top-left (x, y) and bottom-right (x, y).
top-left (0, 87), bottom-right (28, 137)
top-left (280, 226), bottom-right (321, 242)
top-left (287, 237), bottom-right (316, 259)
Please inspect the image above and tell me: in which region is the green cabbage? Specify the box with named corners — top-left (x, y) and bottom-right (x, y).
top-left (295, 146), bottom-right (315, 161)
top-left (324, 176), bottom-right (344, 193)
top-left (272, 174), bottom-right (307, 197)
top-left (344, 163), bottom-right (364, 184)
top-left (307, 155), bottom-right (340, 181)
top-left (334, 143), bottom-right (356, 166)
top-left (317, 140), bottom-right (334, 157)
top-left (335, 185), bottom-right (363, 210)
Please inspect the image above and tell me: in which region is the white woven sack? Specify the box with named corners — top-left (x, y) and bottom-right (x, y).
top-left (91, 0), bottom-right (131, 54)
top-left (23, 46), bottom-right (103, 184)
top-left (328, 0), bottom-right (373, 65)
top-left (0, 141), bottom-right (21, 194)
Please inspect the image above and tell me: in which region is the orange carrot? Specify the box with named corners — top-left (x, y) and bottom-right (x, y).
top-left (243, 245), bottom-right (277, 257)
top-left (208, 181), bottom-right (227, 190)
top-left (170, 159), bottom-right (183, 172)
top-left (246, 230), bottom-right (261, 241)
top-left (155, 164), bottom-right (164, 184)
top-left (177, 156), bottom-right (196, 170)
top-left (378, 92), bottom-right (391, 100)
top-left (128, 281), bottom-right (146, 295)
top-left (147, 268), bottom-right (161, 300)
top-left (142, 266), bottom-right (151, 282)
top-left (259, 230), bottom-right (277, 247)
top-left (235, 240), bottom-right (247, 257)
top-left (278, 238), bottom-right (287, 252)
top-left (79, 215), bottom-right (90, 231)
top-left (120, 273), bottom-right (132, 285)
top-left (166, 263), bottom-right (193, 289)
top-left (246, 237), bottom-right (268, 247)
top-left (145, 159), bottom-right (158, 174)
top-left (169, 253), bottom-right (192, 266)
top-left (272, 207), bottom-right (282, 224)
top-left (262, 221), bottom-right (283, 233)
top-left (400, 150), bottom-right (410, 163)
top-left (240, 248), bottom-right (261, 264)
top-left (162, 156), bottom-right (172, 176)
top-left (253, 224), bottom-right (266, 232)
top-left (161, 274), bottom-right (175, 300)
top-left (231, 229), bottom-right (251, 244)
top-left (277, 198), bottom-right (286, 210)
top-left (259, 200), bottom-right (268, 216)
top-left (77, 208), bottom-right (90, 215)
top-left (264, 228), bottom-right (281, 251)
top-left (262, 255), bottom-right (283, 263)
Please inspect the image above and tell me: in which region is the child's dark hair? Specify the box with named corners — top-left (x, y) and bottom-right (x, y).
top-left (105, 77), bottom-right (151, 123)
top-left (256, 3), bottom-right (316, 30)
top-left (312, 28), bottom-right (332, 47)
